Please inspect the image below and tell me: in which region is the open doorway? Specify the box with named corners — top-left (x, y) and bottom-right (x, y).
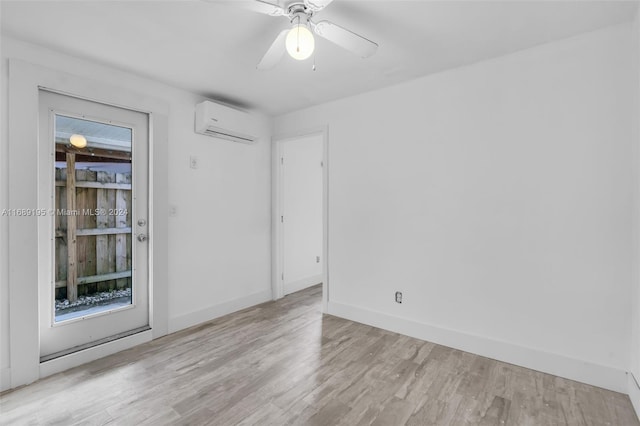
top-left (274, 130), bottom-right (328, 309)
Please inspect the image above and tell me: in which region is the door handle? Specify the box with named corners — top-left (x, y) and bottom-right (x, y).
top-left (137, 234), bottom-right (147, 242)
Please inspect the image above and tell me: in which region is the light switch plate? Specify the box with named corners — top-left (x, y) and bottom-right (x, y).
top-left (189, 155), bottom-right (198, 169)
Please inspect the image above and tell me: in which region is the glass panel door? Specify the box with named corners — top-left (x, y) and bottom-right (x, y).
top-left (39, 90), bottom-right (149, 359)
top-left (53, 115), bottom-right (134, 322)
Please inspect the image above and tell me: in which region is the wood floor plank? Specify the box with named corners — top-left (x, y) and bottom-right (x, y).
top-left (478, 395), bottom-right (511, 426)
top-left (1, 284), bottom-right (637, 426)
top-left (405, 393), bottom-right (464, 426)
top-left (370, 396), bottom-right (414, 426)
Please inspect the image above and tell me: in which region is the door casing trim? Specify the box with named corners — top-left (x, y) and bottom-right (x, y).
top-left (7, 58), bottom-right (169, 389)
top-left (271, 127), bottom-right (329, 313)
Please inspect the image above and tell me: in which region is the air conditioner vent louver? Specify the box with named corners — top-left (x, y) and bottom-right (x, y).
top-left (195, 101), bottom-right (258, 144)
top-left (203, 129), bottom-right (255, 144)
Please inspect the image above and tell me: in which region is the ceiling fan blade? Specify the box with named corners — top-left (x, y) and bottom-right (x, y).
top-left (303, 0), bottom-right (334, 12)
top-left (244, 0), bottom-right (286, 16)
top-left (257, 29), bottom-right (288, 70)
top-left (312, 20), bottom-right (378, 58)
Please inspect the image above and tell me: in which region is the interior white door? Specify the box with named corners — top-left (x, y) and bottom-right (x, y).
top-left (281, 134), bottom-right (323, 295)
top-left (38, 90), bottom-right (149, 359)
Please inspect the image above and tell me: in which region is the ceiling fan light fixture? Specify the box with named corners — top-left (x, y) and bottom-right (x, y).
top-left (254, 0), bottom-right (377, 70)
top-left (286, 23), bottom-right (315, 60)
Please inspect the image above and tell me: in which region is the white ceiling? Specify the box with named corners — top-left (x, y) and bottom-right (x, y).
top-left (1, 0), bottom-right (637, 116)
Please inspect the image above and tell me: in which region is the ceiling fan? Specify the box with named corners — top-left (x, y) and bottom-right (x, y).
top-left (247, 0), bottom-right (378, 69)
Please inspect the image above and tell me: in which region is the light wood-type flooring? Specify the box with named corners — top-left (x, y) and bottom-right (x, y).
top-left (1, 285), bottom-right (638, 425)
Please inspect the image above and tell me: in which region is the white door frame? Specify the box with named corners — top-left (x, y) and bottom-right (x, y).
top-left (7, 58), bottom-right (169, 388)
top-left (272, 127), bottom-right (329, 312)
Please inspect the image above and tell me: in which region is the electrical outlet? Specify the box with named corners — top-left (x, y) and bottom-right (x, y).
top-left (395, 291), bottom-right (402, 304)
top-left (316, 256), bottom-right (320, 263)
top-left (169, 205), bottom-right (178, 217)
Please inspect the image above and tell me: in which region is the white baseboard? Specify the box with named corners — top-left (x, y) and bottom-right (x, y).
top-left (39, 329), bottom-right (152, 379)
top-left (284, 274), bottom-right (322, 296)
top-left (629, 373), bottom-right (640, 421)
top-left (1, 367), bottom-right (11, 392)
top-left (169, 289), bottom-right (272, 334)
top-left (328, 301), bottom-right (628, 393)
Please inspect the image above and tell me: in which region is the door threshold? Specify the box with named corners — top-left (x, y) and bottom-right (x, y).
top-left (40, 325), bottom-right (151, 363)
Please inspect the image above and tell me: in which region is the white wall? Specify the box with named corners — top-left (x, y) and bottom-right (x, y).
top-left (0, 37), bottom-right (10, 391)
top-left (0, 36), bottom-right (272, 390)
top-left (165, 99), bottom-right (272, 332)
top-left (275, 23), bottom-right (636, 392)
top-left (630, 5), bottom-right (640, 416)
top-left (281, 134), bottom-right (323, 294)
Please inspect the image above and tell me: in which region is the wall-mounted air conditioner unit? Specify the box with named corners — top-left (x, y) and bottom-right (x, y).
top-left (195, 100), bottom-right (258, 144)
